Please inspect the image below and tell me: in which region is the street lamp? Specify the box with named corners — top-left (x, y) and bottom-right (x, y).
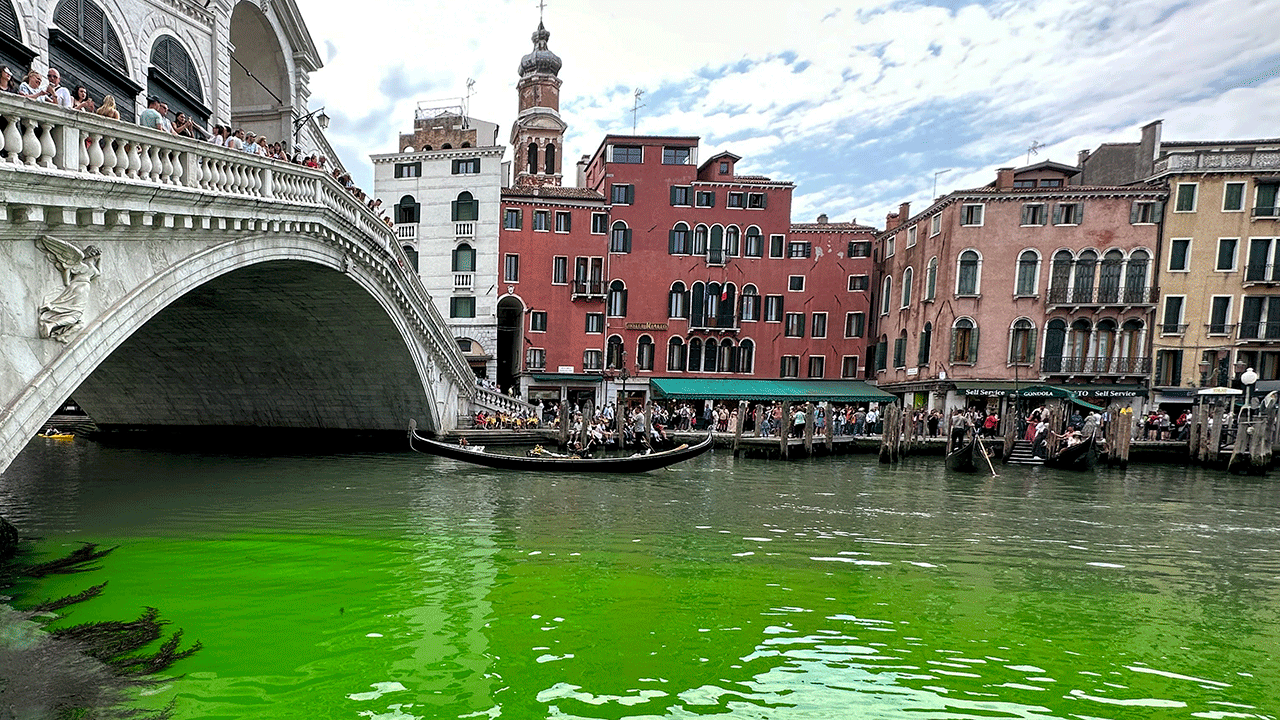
top-left (1242, 366), bottom-right (1259, 411)
top-left (292, 106), bottom-right (330, 143)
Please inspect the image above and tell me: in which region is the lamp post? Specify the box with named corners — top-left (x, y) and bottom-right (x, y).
top-left (1242, 366), bottom-right (1259, 414)
top-left (292, 106), bottom-right (330, 144)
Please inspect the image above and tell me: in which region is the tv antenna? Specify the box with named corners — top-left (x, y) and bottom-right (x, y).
top-left (933, 168), bottom-right (952, 198)
top-left (1026, 140), bottom-right (1043, 165)
top-left (631, 88), bottom-right (645, 134)
top-left (462, 78), bottom-right (475, 127)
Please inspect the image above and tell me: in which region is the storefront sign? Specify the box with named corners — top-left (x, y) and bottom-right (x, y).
top-left (557, 365), bottom-right (575, 373)
top-left (625, 322), bottom-right (668, 331)
top-left (965, 388), bottom-right (1009, 397)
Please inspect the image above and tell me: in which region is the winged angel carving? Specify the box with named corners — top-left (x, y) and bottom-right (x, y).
top-left (36, 235), bottom-right (102, 342)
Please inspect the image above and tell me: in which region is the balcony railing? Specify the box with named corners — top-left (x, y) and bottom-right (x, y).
top-left (1159, 323), bottom-right (1189, 335)
top-left (456, 221), bottom-right (475, 237)
top-left (396, 223), bottom-right (418, 241)
top-left (571, 280), bottom-right (606, 298)
top-left (454, 273), bottom-right (474, 290)
top-left (1047, 285), bottom-right (1159, 306)
top-left (688, 314), bottom-right (740, 332)
top-left (1244, 263), bottom-right (1280, 284)
top-left (1238, 321), bottom-right (1280, 341)
top-left (1205, 323), bottom-right (1237, 336)
top-left (1251, 206), bottom-right (1280, 218)
top-left (707, 248), bottom-right (725, 266)
top-left (1042, 356), bottom-right (1152, 375)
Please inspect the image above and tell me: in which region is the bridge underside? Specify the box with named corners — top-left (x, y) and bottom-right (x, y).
top-left (72, 261), bottom-right (432, 432)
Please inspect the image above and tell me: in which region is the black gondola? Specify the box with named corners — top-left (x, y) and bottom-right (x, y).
top-left (1044, 433), bottom-right (1099, 471)
top-left (409, 421), bottom-right (714, 473)
top-left (945, 432), bottom-right (985, 473)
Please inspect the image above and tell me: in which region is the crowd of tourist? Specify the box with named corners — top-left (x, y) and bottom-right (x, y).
top-left (1, 62), bottom-right (392, 227)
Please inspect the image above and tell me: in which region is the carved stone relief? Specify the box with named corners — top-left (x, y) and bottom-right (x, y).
top-left (36, 235), bottom-right (102, 343)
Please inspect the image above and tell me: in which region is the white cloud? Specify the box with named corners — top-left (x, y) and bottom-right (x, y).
top-left (293, 0), bottom-right (1280, 225)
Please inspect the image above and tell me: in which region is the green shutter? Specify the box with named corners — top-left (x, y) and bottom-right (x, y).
top-left (760, 194), bottom-right (768, 209)
top-left (450, 200), bottom-right (459, 221)
top-left (624, 229), bottom-right (632, 252)
top-left (670, 186), bottom-right (679, 206)
top-left (627, 186), bottom-right (635, 204)
top-left (1022, 205), bottom-right (1033, 225)
top-left (950, 328), bottom-right (959, 362)
top-left (1170, 350), bottom-right (1182, 386)
top-left (1052, 204), bottom-right (1063, 225)
top-left (669, 229), bottom-right (678, 254)
top-left (1129, 202), bottom-right (1140, 224)
top-left (1154, 352), bottom-right (1165, 385)
top-left (1152, 201), bottom-right (1164, 223)
top-left (1076, 204), bottom-right (1084, 224)
top-left (969, 326), bottom-right (980, 363)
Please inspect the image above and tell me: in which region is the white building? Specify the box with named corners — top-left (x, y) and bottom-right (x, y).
top-left (372, 105), bottom-right (505, 380)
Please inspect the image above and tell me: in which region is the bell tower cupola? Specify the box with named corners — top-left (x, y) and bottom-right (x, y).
top-left (510, 20), bottom-right (567, 187)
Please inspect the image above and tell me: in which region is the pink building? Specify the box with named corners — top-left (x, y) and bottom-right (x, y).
top-left (873, 162), bottom-right (1167, 417)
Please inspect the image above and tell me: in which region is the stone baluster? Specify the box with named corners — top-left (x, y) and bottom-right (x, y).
top-left (99, 136), bottom-right (117, 175)
top-left (261, 167), bottom-right (274, 199)
top-left (37, 121), bottom-right (55, 168)
top-left (124, 142), bottom-right (140, 179)
top-left (21, 120), bottom-right (40, 165)
top-left (83, 131), bottom-right (102, 173)
top-left (136, 142), bottom-right (151, 179)
top-left (170, 150), bottom-right (184, 186)
top-left (3, 116), bottom-right (20, 163)
top-left (147, 144), bottom-right (162, 182)
top-left (159, 148), bottom-right (173, 183)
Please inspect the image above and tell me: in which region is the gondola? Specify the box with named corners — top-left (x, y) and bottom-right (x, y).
top-left (1044, 433), bottom-right (1099, 471)
top-left (409, 421), bottom-right (714, 472)
top-left (945, 432), bottom-right (985, 473)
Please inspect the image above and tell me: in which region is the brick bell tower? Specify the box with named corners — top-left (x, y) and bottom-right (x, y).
top-left (510, 21), bottom-right (566, 188)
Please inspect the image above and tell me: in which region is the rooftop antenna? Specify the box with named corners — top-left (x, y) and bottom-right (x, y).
top-left (933, 168), bottom-right (952, 198)
top-left (1026, 140), bottom-right (1043, 166)
top-left (631, 88), bottom-right (645, 134)
top-left (463, 78), bottom-right (475, 127)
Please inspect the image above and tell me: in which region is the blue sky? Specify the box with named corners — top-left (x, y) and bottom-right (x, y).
top-left (296, 0), bottom-right (1280, 226)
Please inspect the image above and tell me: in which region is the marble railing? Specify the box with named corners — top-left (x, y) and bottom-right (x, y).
top-left (1154, 150), bottom-right (1280, 175)
top-left (473, 386), bottom-right (538, 418)
top-left (0, 94), bottom-right (475, 401)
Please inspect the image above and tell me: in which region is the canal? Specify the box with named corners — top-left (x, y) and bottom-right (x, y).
top-left (3, 438), bottom-right (1279, 719)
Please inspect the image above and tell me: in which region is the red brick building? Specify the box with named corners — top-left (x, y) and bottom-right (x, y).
top-left (873, 162), bottom-right (1167, 420)
top-left (501, 134), bottom-right (879, 408)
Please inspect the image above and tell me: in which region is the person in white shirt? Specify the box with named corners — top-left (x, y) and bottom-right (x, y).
top-left (18, 69), bottom-right (49, 101)
top-left (46, 69), bottom-right (73, 108)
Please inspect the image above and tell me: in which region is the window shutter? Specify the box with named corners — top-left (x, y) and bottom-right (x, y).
top-left (626, 186), bottom-right (635, 205)
top-left (708, 191), bottom-right (716, 206)
top-left (1052, 204), bottom-right (1063, 225)
top-left (1129, 202), bottom-right (1140, 224)
top-left (848, 241), bottom-right (855, 256)
top-left (450, 200), bottom-right (459, 221)
top-left (729, 345), bottom-right (740, 372)
top-left (563, 213), bottom-right (571, 232)
top-left (668, 229), bottom-right (677, 254)
top-left (969, 326), bottom-right (980, 363)
top-left (804, 242), bottom-right (812, 258)
top-left (1022, 205), bottom-right (1033, 225)
top-left (670, 186), bottom-right (679, 206)
top-left (760, 194), bottom-right (768, 209)
top-left (624, 228), bottom-right (633, 252)
top-left (1154, 352), bottom-right (1165, 385)
top-left (1170, 350), bottom-right (1182, 385)
top-left (950, 328), bottom-right (959, 362)
top-left (1076, 204), bottom-right (1084, 224)
top-left (1152, 201), bottom-right (1164, 223)
top-left (1028, 327), bottom-right (1037, 359)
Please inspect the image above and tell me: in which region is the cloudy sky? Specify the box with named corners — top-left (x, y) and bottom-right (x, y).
top-left (295, 0), bottom-right (1280, 227)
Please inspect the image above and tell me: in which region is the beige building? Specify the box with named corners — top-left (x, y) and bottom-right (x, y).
top-left (1084, 122), bottom-right (1280, 405)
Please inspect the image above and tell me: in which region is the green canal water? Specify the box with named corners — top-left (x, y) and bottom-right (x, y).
top-left (3, 439), bottom-right (1279, 719)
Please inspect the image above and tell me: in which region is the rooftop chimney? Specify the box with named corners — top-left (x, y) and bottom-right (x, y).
top-left (816, 213), bottom-right (828, 224)
top-left (1077, 149), bottom-right (1091, 168)
top-left (995, 167), bottom-right (1015, 190)
top-left (898, 202), bottom-right (910, 224)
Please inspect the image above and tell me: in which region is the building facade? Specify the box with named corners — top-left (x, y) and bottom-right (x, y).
top-left (874, 163), bottom-right (1165, 419)
top-left (372, 109), bottom-right (505, 379)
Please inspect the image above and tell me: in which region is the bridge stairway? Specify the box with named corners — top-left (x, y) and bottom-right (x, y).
top-left (1006, 440), bottom-right (1044, 465)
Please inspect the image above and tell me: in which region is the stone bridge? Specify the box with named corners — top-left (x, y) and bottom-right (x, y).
top-left (0, 94), bottom-right (487, 472)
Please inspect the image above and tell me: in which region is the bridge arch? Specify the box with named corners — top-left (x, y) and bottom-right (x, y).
top-left (229, 0), bottom-right (294, 141)
top-left (3, 235), bottom-right (452, 467)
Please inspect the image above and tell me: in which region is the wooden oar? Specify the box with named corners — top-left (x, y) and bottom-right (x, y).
top-left (977, 436), bottom-right (1000, 477)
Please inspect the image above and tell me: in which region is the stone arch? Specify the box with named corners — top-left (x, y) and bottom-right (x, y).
top-left (2, 236), bottom-right (454, 470)
top-left (495, 293), bottom-right (525, 391)
top-left (135, 17), bottom-right (211, 107)
top-left (146, 31), bottom-right (210, 123)
top-left (229, 0), bottom-right (295, 140)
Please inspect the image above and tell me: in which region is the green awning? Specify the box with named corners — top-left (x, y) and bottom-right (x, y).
top-left (649, 378), bottom-right (895, 403)
top-left (954, 381), bottom-right (1022, 397)
top-left (1015, 384), bottom-right (1104, 412)
top-left (529, 373), bottom-right (602, 383)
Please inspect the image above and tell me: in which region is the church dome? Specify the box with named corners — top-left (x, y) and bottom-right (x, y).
top-left (518, 22), bottom-right (562, 77)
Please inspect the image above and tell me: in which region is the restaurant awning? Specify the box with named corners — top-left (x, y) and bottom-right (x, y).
top-left (1017, 384), bottom-right (1105, 412)
top-left (649, 378), bottom-right (896, 403)
top-left (529, 373), bottom-right (602, 383)
top-left (954, 381), bottom-right (1022, 397)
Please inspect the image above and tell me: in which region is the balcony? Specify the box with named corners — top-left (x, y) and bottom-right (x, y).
top-left (1042, 356), bottom-right (1152, 375)
top-left (571, 280), bottom-right (606, 300)
top-left (1047, 285), bottom-right (1159, 307)
top-left (455, 221), bottom-right (475, 238)
top-left (454, 273), bottom-right (474, 291)
top-left (1159, 323), bottom-right (1189, 335)
top-left (396, 223), bottom-right (418, 241)
top-left (1237, 321), bottom-right (1280, 341)
top-left (1244, 263), bottom-right (1280, 286)
top-left (1153, 151), bottom-right (1280, 176)
top-left (1251, 206), bottom-right (1279, 218)
top-left (1205, 323), bottom-right (1237, 337)
top-left (707, 248), bottom-right (725, 267)
top-left (688, 314), bottom-right (740, 333)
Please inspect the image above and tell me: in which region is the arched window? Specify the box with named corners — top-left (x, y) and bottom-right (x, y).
top-left (745, 227), bottom-right (763, 257)
top-left (708, 226), bottom-right (725, 264)
top-left (1099, 249), bottom-right (1124, 303)
top-left (1067, 318), bottom-right (1092, 371)
top-left (442, 143), bottom-right (453, 149)
top-left (461, 142), bottom-right (471, 148)
top-left (738, 339), bottom-right (755, 374)
top-left (951, 318), bottom-right (978, 363)
top-left (422, 145), bottom-right (433, 151)
top-left (451, 191), bottom-right (478, 221)
top-left (1043, 318), bottom-right (1067, 372)
top-left (667, 337), bottom-right (686, 372)
top-left (704, 338), bottom-right (719, 372)
top-left (894, 330), bottom-right (908, 368)
top-left (901, 267), bottom-right (914, 308)
top-left (395, 194), bottom-right (420, 224)
top-left (668, 281), bottom-right (689, 318)
top-left (718, 283), bottom-right (736, 328)
top-left (1009, 318), bottom-right (1036, 364)
top-left (1119, 319), bottom-right (1145, 372)
top-left (692, 225), bottom-right (708, 255)
top-left (544, 143), bottom-right (556, 175)
top-left (669, 223), bottom-right (690, 255)
top-left (705, 282), bottom-right (721, 324)
top-left (925, 256), bottom-right (938, 301)
top-left (527, 142), bottom-right (538, 173)
top-left (957, 250), bottom-right (981, 295)
top-left (610, 221), bottom-right (632, 253)
top-left (1125, 250), bottom-right (1150, 303)
top-left (740, 284), bottom-right (760, 322)
top-left (1073, 250), bottom-right (1097, 303)
top-left (688, 338), bottom-right (703, 372)
top-left (451, 243), bottom-right (475, 272)
top-left (1049, 250), bottom-right (1073, 303)
top-left (718, 340), bottom-right (734, 372)
top-left (880, 276), bottom-right (892, 315)
top-left (917, 322), bottom-right (932, 366)
top-left (637, 335), bottom-right (654, 371)
top-left (726, 226), bottom-right (741, 256)
top-left (149, 35), bottom-right (208, 124)
top-left (1016, 250), bottom-right (1039, 296)
top-left (607, 280), bottom-right (628, 317)
top-left (1093, 318), bottom-right (1117, 373)
top-left (607, 335), bottom-right (624, 369)
top-left (690, 282), bottom-right (706, 328)
top-left (52, 0), bottom-right (138, 121)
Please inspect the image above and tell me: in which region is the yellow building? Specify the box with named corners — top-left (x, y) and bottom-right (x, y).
top-left (1083, 123), bottom-right (1280, 406)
